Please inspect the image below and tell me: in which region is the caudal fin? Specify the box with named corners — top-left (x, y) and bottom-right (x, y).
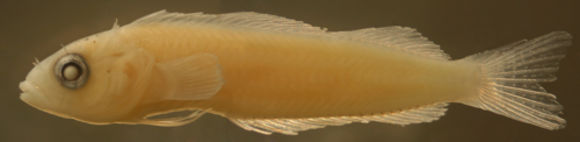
top-left (459, 31), bottom-right (571, 130)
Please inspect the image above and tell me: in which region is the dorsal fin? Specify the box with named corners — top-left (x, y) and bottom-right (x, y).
top-left (132, 11), bottom-right (448, 60)
top-left (229, 103), bottom-right (448, 135)
top-left (331, 26), bottom-right (451, 60)
top-left (131, 10), bottom-right (326, 34)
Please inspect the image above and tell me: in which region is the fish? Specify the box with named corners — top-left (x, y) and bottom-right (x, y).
top-left (19, 10), bottom-right (571, 135)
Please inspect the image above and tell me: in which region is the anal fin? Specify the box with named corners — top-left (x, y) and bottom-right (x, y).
top-left (230, 103), bottom-right (448, 135)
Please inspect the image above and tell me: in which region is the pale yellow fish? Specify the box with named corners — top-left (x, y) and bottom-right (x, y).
top-left (19, 10), bottom-right (571, 135)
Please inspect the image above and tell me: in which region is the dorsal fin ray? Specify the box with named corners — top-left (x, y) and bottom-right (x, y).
top-left (131, 10), bottom-right (326, 34)
top-left (230, 103), bottom-right (448, 135)
top-left (331, 26), bottom-right (451, 60)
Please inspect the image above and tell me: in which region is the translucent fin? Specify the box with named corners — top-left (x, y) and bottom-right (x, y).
top-left (132, 10), bottom-right (326, 34)
top-left (156, 53), bottom-right (224, 100)
top-left (230, 103), bottom-right (448, 135)
top-left (141, 109), bottom-right (206, 127)
top-left (132, 11), bottom-right (448, 60)
top-left (459, 31), bottom-right (571, 130)
top-left (331, 26), bottom-right (450, 60)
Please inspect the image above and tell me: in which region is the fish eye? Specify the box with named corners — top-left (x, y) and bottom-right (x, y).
top-left (54, 53), bottom-right (89, 89)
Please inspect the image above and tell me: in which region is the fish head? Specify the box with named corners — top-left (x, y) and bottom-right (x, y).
top-left (20, 29), bottom-right (155, 124)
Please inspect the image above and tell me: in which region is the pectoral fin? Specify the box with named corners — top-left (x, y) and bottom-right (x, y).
top-left (157, 53), bottom-right (224, 100)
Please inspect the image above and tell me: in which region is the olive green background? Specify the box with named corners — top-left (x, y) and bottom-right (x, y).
top-left (0, 0), bottom-right (578, 142)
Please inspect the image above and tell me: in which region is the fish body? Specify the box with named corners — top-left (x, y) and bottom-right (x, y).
top-left (127, 23), bottom-right (479, 118)
top-left (19, 10), bottom-right (570, 135)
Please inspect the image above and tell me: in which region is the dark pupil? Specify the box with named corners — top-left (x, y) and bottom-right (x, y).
top-left (62, 62), bottom-right (82, 81)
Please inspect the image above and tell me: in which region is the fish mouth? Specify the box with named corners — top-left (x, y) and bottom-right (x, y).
top-left (18, 81), bottom-right (41, 99)
top-left (19, 81), bottom-right (44, 101)
top-left (18, 81), bottom-right (50, 111)
top-left (19, 81), bottom-right (74, 120)
top-left (19, 81), bottom-right (36, 93)
top-left (19, 81), bottom-right (42, 106)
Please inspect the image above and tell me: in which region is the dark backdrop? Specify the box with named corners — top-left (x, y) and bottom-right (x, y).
top-left (1, 0), bottom-right (578, 142)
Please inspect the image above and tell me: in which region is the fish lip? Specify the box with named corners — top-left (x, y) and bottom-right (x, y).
top-left (19, 81), bottom-right (40, 95)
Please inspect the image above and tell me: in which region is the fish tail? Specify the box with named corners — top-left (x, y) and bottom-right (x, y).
top-left (458, 31), bottom-right (571, 130)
